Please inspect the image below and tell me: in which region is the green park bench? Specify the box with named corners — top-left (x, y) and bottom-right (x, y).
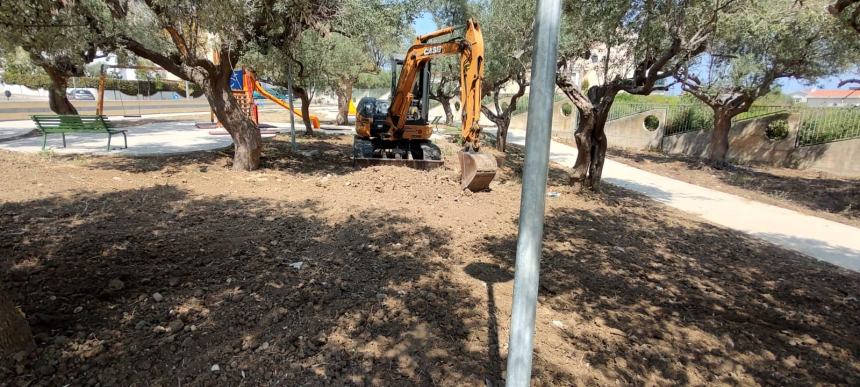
top-left (31, 115), bottom-right (128, 151)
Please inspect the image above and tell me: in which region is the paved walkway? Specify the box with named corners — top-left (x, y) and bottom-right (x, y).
top-left (0, 121), bottom-right (280, 156)
top-left (507, 129), bottom-right (860, 272)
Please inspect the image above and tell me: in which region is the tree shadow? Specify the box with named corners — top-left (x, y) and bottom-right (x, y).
top-left (480, 186), bottom-right (860, 385)
top-left (0, 185), bottom-right (494, 385)
top-left (79, 134), bottom-right (356, 177)
top-left (501, 143), bottom-right (571, 187)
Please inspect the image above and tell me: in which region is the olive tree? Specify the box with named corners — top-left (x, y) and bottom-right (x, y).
top-left (478, 0), bottom-right (536, 152)
top-left (426, 0), bottom-right (472, 125)
top-left (830, 0), bottom-right (860, 33)
top-left (676, 0), bottom-right (858, 162)
top-left (83, 0), bottom-right (337, 171)
top-left (555, 0), bottom-right (738, 191)
top-left (0, 1), bottom-right (110, 114)
top-left (319, 0), bottom-right (415, 125)
top-left (242, 33), bottom-right (325, 135)
top-left (829, 0), bottom-right (860, 87)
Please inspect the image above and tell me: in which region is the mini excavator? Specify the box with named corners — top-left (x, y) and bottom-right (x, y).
top-left (353, 18), bottom-right (497, 191)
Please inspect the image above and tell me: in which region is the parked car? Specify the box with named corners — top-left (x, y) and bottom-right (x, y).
top-left (67, 89), bottom-right (95, 100)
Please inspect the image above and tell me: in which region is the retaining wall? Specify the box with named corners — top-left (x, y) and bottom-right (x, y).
top-left (660, 113), bottom-right (860, 177)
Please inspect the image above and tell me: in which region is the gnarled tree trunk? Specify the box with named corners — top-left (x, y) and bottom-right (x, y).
top-left (481, 111), bottom-right (511, 151)
top-left (0, 291), bottom-right (34, 356)
top-left (480, 76), bottom-right (527, 153)
top-left (440, 97), bottom-right (454, 125)
top-left (43, 65), bottom-right (78, 115)
top-left (335, 81), bottom-right (353, 126)
top-left (202, 70), bottom-right (262, 171)
top-left (709, 108), bottom-right (733, 163)
top-left (292, 86), bottom-right (314, 135)
top-left (569, 108), bottom-right (610, 191)
top-left (557, 73), bottom-right (616, 191)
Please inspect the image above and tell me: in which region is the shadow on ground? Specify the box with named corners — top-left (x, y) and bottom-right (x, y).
top-left (81, 134), bottom-right (357, 177)
top-left (482, 185), bottom-right (860, 385)
top-left (0, 185), bottom-right (497, 385)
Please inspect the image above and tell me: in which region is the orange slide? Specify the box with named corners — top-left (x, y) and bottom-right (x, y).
top-left (253, 82), bottom-right (320, 129)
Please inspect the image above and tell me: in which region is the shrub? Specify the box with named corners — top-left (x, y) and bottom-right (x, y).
top-left (561, 103), bottom-right (573, 116)
top-left (765, 119), bottom-right (789, 140)
top-left (644, 114), bottom-right (660, 131)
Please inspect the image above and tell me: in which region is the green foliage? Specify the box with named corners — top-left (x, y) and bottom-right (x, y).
top-left (356, 71), bottom-right (392, 89)
top-left (644, 115), bottom-right (660, 131)
top-left (663, 104), bottom-right (714, 135)
top-left (247, 0), bottom-right (412, 97)
top-left (477, 0), bottom-right (536, 90)
top-left (561, 103), bottom-right (574, 116)
top-left (765, 119), bottom-right (789, 140)
top-left (0, 47), bottom-right (41, 76)
top-left (615, 93), bottom-right (683, 105)
top-left (679, 0), bottom-right (858, 108)
top-left (558, 0), bottom-right (730, 89)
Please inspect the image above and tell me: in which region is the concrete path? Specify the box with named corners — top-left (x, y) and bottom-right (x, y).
top-left (0, 121), bottom-right (280, 156)
top-left (507, 129), bottom-right (860, 272)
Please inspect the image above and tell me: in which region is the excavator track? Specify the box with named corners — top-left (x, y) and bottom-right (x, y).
top-left (352, 136), bottom-right (443, 170)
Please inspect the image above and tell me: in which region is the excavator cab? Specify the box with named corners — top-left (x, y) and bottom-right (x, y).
top-left (353, 18), bottom-right (497, 191)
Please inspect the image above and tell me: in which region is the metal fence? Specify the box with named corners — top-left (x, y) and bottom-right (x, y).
top-left (605, 103), bottom-right (860, 146)
top-left (734, 105), bottom-right (790, 122)
top-left (796, 107), bottom-right (860, 146)
top-left (607, 103), bottom-right (662, 121)
top-left (661, 104), bottom-right (714, 135)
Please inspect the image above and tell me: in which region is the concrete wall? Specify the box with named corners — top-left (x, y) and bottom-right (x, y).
top-left (509, 100), bottom-right (577, 137)
top-left (661, 113), bottom-right (860, 177)
top-left (603, 109), bottom-right (666, 150)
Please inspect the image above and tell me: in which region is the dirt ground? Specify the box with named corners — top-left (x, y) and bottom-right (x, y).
top-left (605, 147), bottom-right (860, 227)
top-left (1, 128), bottom-right (859, 386)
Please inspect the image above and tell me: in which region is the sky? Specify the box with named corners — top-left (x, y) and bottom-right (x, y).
top-left (410, 14), bottom-right (856, 94)
top-left (413, 13), bottom-right (438, 36)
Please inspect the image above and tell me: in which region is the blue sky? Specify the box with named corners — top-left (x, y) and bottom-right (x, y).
top-left (413, 13), bottom-right (438, 36)
top-left (410, 14), bottom-right (856, 94)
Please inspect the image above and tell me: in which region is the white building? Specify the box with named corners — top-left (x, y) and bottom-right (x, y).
top-left (805, 89), bottom-right (860, 107)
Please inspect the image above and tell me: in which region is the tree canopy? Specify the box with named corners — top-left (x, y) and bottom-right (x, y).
top-left (556, 0), bottom-right (740, 190)
top-left (676, 0), bottom-right (859, 161)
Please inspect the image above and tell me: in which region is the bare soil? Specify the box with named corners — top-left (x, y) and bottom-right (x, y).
top-left (605, 147), bottom-right (860, 227)
top-left (1, 130), bottom-right (859, 386)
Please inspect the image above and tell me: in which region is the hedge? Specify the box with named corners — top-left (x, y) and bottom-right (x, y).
top-left (2, 73), bottom-right (204, 98)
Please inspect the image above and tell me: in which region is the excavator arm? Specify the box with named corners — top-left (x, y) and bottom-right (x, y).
top-left (387, 19), bottom-right (485, 149)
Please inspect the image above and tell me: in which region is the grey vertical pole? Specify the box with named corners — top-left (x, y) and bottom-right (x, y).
top-left (286, 60), bottom-right (298, 151)
top-left (505, 0), bottom-right (561, 386)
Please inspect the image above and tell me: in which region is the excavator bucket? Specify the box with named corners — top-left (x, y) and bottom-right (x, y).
top-left (458, 150), bottom-right (498, 191)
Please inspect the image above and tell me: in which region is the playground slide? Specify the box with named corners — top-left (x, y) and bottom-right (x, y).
top-left (253, 82), bottom-right (320, 129)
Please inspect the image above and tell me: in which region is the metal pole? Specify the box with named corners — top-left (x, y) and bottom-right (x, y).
top-left (505, 0), bottom-right (561, 386)
top-left (286, 60), bottom-right (298, 151)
